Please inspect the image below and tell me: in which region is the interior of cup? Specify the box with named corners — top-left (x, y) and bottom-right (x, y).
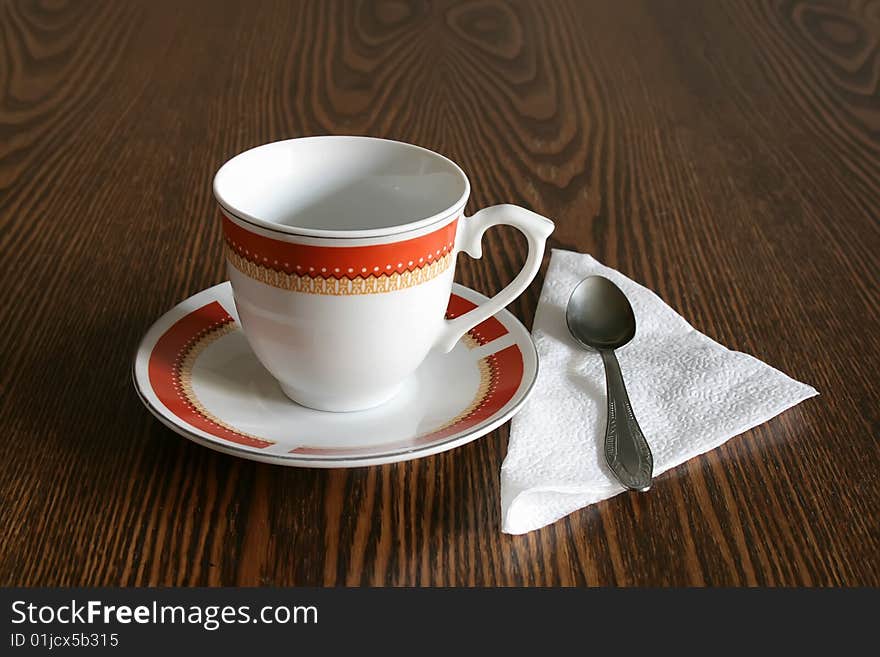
top-left (213, 136), bottom-right (469, 236)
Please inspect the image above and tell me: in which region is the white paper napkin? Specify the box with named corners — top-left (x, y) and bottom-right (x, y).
top-left (501, 250), bottom-right (818, 535)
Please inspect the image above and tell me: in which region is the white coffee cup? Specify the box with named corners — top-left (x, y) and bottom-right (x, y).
top-left (213, 136), bottom-right (553, 412)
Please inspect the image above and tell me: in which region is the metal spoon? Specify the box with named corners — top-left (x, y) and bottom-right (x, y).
top-left (565, 275), bottom-right (653, 491)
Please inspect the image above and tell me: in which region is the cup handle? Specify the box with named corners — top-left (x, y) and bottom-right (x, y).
top-left (434, 204), bottom-right (554, 353)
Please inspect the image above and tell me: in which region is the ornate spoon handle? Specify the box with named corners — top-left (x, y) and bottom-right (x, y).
top-left (600, 349), bottom-right (653, 491)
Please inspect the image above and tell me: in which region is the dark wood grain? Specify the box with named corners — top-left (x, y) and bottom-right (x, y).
top-left (1, 0), bottom-right (878, 586)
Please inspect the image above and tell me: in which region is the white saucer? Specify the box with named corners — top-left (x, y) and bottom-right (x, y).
top-left (133, 282), bottom-right (538, 467)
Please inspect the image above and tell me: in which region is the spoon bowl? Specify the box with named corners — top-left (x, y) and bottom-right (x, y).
top-left (566, 276), bottom-right (636, 350)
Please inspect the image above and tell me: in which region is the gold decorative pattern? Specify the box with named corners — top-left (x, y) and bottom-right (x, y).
top-left (225, 244), bottom-right (454, 295)
top-left (425, 354), bottom-right (494, 434)
top-left (459, 332), bottom-right (479, 350)
top-left (176, 321), bottom-right (268, 445)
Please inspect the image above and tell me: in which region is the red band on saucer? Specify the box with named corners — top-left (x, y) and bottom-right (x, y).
top-left (445, 295), bottom-right (509, 345)
top-left (148, 301), bottom-right (273, 449)
top-left (147, 295), bottom-right (523, 455)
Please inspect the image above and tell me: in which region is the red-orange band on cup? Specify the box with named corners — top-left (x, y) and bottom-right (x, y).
top-left (222, 215), bottom-right (458, 280)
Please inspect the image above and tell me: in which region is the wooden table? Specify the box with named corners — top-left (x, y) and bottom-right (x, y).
top-left (2, 0), bottom-right (878, 586)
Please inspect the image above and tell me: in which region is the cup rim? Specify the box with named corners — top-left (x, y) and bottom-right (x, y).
top-left (213, 136), bottom-right (471, 239)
